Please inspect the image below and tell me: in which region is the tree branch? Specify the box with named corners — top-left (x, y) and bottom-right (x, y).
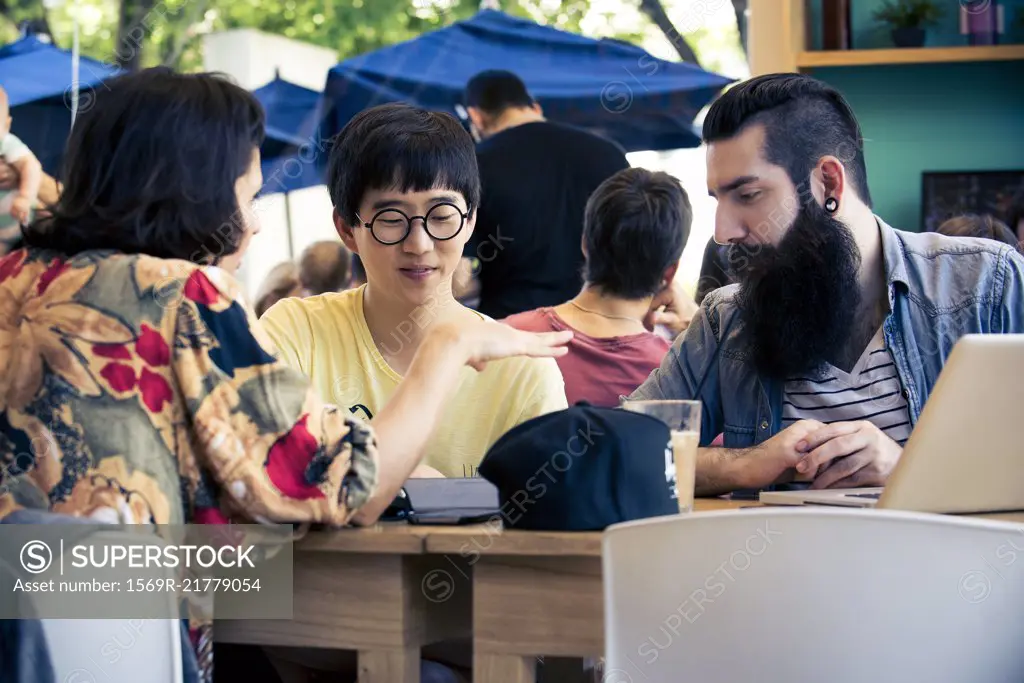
top-left (638, 0), bottom-right (702, 67)
top-left (161, 0), bottom-right (208, 68)
top-left (115, 0), bottom-right (157, 71)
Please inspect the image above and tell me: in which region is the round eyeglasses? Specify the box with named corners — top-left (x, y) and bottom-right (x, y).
top-left (355, 203), bottom-right (470, 245)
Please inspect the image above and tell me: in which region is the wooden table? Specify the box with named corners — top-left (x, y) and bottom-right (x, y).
top-left (214, 524), bottom-right (471, 683)
top-left (213, 498), bottom-right (751, 682)
top-left (423, 497), bottom-right (758, 683)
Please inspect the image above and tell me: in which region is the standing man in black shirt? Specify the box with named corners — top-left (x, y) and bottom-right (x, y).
top-left (460, 70), bottom-right (630, 319)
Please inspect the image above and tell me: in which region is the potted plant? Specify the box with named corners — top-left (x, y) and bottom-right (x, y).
top-left (872, 0), bottom-right (943, 48)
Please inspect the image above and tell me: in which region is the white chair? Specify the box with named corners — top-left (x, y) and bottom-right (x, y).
top-left (3, 527), bottom-right (185, 683)
top-left (602, 507), bottom-right (1024, 683)
top-left (38, 617), bottom-right (183, 683)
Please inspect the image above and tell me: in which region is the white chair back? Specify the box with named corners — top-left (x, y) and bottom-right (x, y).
top-left (39, 617), bottom-right (183, 683)
top-left (5, 528), bottom-right (185, 683)
top-left (603, 508), bottom-right (1024, 683)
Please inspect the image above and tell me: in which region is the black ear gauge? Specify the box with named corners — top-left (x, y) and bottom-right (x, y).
top-left (825, 197), bottom-right (839, 214)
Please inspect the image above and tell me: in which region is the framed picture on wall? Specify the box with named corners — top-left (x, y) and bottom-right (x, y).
top-left (921, 170), bottom-right (1024, 233)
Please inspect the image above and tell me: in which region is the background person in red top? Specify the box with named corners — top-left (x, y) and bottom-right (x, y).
top-left (504, 167), bottom-right (695, 407)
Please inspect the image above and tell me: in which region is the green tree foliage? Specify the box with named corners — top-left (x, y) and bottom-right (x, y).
top-left (0, 0), bottom-right (727, 77)
top-left (0, 0), bottom-right (603, 72)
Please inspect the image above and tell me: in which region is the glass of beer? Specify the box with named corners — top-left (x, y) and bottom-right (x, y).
top-left (621, 399), bottom-right (702, 513)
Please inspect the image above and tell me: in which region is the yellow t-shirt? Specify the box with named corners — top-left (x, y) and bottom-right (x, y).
top-left (259, 286), bottom-right (568, 477)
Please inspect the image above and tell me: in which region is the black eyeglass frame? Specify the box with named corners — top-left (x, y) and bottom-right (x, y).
top-left (354, 202), bottom-right (471, 245)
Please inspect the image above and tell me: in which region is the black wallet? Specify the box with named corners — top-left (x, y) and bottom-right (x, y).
top-left (381, 478), bottom-right (501, 525)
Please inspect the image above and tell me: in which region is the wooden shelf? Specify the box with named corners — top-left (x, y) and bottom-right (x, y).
top-left (797, 44), bottom-right (1024, 69)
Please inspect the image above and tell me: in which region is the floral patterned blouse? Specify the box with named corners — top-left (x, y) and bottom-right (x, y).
top-left (0, 248), bottom-right (380, 681)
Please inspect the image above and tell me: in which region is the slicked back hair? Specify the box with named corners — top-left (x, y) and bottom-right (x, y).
top-left (703, 73), bottom-right (872, 208)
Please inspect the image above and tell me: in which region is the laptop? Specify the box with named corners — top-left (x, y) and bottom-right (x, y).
top-left (759, 334), bottom-right (1024, 514)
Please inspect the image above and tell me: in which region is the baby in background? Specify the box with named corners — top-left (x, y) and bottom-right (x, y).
top-left (0, 85), bottom-right (43, 252)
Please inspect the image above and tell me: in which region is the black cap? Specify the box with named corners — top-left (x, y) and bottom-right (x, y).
top-left (478, 403), bottom-right (677, 531)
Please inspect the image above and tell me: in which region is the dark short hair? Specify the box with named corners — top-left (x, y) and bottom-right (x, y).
top-left (703, 73), bottom-right (872, 208)
top-left (937, 213), bottom-right (1021, 251)
top-left (24, 67), bottom-right (264, 263)
top-left (299, 240), bottom-right (351, 295)
top-left (583, 167), bottom-right (692, 299)
top-left (327, 103), bottom-right (480, 226)
top-left (464, 70), bottom-right (534, 115)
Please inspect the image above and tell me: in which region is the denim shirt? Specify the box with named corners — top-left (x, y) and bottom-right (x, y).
top-left (630, 217), bottom-right (1024, 448)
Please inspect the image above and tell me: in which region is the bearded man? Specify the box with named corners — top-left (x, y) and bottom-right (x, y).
top-left (631, 73), bottom-right (1024, 494)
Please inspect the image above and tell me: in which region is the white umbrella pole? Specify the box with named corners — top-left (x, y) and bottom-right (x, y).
top-left (284, 191), bottom-right (295, 260)
top-left (71, 9), bottom-right (80, 127)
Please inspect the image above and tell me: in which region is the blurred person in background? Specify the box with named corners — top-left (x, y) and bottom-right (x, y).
top-left (0, 160), bottom-right (58, 206)
top-left (504, 167), bottom-right (695, 407)
top-left (254, 240), bottom-right (355, 319)
top-left (0, 157), bottom-right (61, 232)
top-left (254, 260), bottom-right (303, 317)
top-left (298, 239), bottom-right (352, 295)
top-left (936, 213), bottom-right (1021, 253)
top-left (459, 69), bottom-right (630, 318)
top-left (0, 85), bottom-right (43, 254)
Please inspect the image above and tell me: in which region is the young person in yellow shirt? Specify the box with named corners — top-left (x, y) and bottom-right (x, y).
top-left (261, 102), bottom-right (568, 479)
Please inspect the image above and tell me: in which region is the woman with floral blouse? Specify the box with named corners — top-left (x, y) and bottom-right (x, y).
top-left (0, 67), bottom-right (570, 682)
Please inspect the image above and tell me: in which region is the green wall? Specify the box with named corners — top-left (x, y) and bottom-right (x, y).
top-left (802, 0), bottom-right (1024, 231)
top-left (808, 61), bottom-right (1024, 231)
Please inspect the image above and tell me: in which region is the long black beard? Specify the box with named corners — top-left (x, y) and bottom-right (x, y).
top-left (730, 199), bottom-right (862, 381)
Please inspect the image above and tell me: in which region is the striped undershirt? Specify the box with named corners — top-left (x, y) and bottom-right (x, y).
top-left (781, 327), bottom-right (912, 447)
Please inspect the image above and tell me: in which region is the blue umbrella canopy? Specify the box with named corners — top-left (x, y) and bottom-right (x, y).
top-left (321, 9), bottom-right (735, 153)
top-left (0, 34), bottom-right (121, 174)
top-left (252, 76), bottom-right (328, 195)
top-left (0, 34), bottom-right (120, 106)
